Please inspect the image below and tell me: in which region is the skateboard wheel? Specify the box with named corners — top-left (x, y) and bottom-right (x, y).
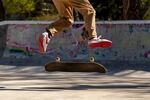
top-left (55, 57), bottom-right (61, 62)
top-left (89, 57), bottom-right (95, 62)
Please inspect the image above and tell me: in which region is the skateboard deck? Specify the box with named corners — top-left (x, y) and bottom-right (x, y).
top-left (45, 57), bottom-right (107, 73)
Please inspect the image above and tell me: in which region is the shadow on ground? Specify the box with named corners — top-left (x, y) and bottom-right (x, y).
top-left (0, 57), bottom-right (150, 74)
top-left (0, 59), bottom-right (149, 94)
top-left (0, 77), bottom-right (150, 93)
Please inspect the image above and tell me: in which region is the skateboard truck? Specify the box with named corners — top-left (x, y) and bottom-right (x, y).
top-left (55, 57), bottom-right (61, 62)
top-left (89, 57), bottom-right (95, 62)
top-left (56, 57), bottom-right (95, 63)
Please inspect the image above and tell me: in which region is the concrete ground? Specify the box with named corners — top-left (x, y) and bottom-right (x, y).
top-left (0, 59), bottom-right (150, 100)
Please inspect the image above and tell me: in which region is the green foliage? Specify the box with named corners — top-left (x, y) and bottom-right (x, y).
top-left (3, 0), bottom-right (35, 14)
top-left (141, 0), bottom-right (150, 19)
top-left (0, 0), bottom-right (5, 20)
top-left (2, 0), bottom-right (149, 20)
top-left (143, 8), bottom-right (150, 19)
top-left (92, 0), bottom-right (123, 20)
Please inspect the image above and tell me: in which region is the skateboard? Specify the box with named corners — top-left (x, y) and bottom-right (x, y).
top-left (45, 57), bottom-right (107, 73)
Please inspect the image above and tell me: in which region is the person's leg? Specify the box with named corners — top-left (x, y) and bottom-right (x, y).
top-left (46, 0), bottom-right (74, 36)
top-left (71, 0), bottom-right (96, 39)
top-left (39, 0), bottom-right (74, 54)
top-left (71, 0), bottom-right (112, 48)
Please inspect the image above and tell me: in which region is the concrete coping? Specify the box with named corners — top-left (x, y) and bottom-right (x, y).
top-left (0, 20), bottom-right (150, 25)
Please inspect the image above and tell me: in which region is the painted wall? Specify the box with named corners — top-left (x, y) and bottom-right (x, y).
top-left (0, 21), bottom-right (150, 61)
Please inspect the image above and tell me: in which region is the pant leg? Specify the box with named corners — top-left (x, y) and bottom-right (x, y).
top-left (47, 0), bottom-right (74, 36)
top-left (71, 0), bottom-right (97, 38)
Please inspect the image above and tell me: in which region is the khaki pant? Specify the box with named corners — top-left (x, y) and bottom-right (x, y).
top-left (47, 0), bottom-right (97, 38)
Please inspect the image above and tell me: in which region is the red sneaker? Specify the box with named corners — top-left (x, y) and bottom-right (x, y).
top-left (88, 36), bottom-right (112, 48)
top-left (38, 32), bottom-right (50, 54)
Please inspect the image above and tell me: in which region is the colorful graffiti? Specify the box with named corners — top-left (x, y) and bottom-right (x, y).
top-left (1, 21), bottom-right (150, 61)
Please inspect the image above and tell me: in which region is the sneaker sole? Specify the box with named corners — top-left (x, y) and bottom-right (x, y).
top-left (89, 41), bottom-right (112, 48)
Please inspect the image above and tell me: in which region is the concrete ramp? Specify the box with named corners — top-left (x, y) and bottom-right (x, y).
top-left (0, 59), bottom-right (150, 100)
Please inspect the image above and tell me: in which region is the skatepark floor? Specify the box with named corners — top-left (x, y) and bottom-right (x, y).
top-left (0, 58), bottom-right (150, 100)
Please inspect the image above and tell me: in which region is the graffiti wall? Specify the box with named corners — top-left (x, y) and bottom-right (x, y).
top-left (1, 21), bottom-right (150, 61)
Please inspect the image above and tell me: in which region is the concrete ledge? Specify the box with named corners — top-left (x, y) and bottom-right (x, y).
top-left (0, 20), bottom-right (150, 25)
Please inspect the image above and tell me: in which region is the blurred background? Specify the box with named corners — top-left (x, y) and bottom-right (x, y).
top-left (0, 0), bottom-right (150, 21)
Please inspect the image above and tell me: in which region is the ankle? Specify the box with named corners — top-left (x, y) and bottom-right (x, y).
top-left (89, 37), bottom-right (95, 40)
top-left (46, 28), bottom-right (53, 38)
